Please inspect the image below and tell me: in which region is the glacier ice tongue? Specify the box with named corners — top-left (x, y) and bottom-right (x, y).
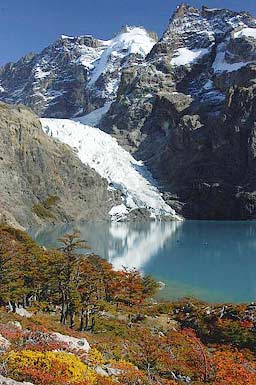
top-left (40, 118), bottom-right (178, 221)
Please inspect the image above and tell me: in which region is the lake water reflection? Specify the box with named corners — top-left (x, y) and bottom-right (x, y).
top-left (30, 221), bottom-right (256, 303)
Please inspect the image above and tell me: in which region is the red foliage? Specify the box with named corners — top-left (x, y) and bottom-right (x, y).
top-left (0, 324), bottom-right (27, 342)
top-left (212, 351), bottom-right (256, 385)
top-left (21, 367), bottom-right (67, 385)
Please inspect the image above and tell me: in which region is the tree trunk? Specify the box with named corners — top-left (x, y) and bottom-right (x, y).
top-left (91, 316), bottom-right (95, 332)
top-left (85, 309), bottom-right (89, 331)
top-left (79, 309), bottom-right (85, 331)
top-left (10, 301), bottom-right (16, 313)
top-left (70, 313), bottom-right (75, 329)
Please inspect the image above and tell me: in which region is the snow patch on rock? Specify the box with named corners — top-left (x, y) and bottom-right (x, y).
top-left (212, 41), bottom-right (252, 73)
top-left (171, 47), bottom-right (209, 66)
top-left (234, 27), bottom-right (256, 39)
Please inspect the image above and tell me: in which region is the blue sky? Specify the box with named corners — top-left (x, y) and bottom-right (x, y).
top-left (0, 0), bottom-right (255, 66)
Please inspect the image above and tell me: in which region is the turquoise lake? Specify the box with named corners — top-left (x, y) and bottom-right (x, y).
top-left (30, 221), bottom-right (256, 304)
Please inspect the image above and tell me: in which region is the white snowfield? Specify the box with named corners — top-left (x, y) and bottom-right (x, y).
top-left (74, 103), bottom-right (112, 127)
top-left (41, 118), bottom-right (178, 221)
top-left (234, 27), bottom-right (256, 39)
top-left (171, 47), bottom-right (209, 66)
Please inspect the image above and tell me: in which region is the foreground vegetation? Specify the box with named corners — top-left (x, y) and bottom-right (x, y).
top-left (0, 225), bottom-right (255, 384)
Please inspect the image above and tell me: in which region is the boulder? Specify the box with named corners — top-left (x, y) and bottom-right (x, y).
top-left (0, 334), bottom-right (11, 352)
top-left (0, 376), bottom-right (34, 385)
top-left (51, 332), bottom-right (90, 352)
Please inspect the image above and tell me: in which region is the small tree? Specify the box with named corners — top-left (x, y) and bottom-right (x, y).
top-left (57, 231), bottom-right (90, 326)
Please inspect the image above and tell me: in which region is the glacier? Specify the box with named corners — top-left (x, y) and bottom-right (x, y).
top-left (41, 118), bottom-right (179, 221)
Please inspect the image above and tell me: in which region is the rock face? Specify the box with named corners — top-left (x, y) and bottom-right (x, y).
top-left (0, 102), bottom-right (116, 227)
top-left (0, 27), bottom-right (156, 118)
top-left (101, 5), bottom-right (256, 219)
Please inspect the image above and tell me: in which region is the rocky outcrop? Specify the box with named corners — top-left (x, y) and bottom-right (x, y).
top-left (101, 5), bottom-right (256, 219)
top-left (51, 332), bottom-right (90, 352)
top-left (0, 376), bottom-right (34, 385)
top-left (0, 334), bottom-right (11, 352)
top-left (0, 102), bottom-right (117, 227)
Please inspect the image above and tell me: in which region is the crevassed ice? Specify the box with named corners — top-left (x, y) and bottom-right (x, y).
top-left (40, 118), bottom-right (178, 221)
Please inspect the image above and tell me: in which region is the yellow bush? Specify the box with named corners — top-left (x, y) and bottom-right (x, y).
top-left (87, 348), bottom-right (106, 367)
top-left (5, 350), bottom-right (89, 383)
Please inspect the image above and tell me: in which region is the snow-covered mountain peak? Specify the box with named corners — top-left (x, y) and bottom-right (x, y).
top-left (146, 4), bottom-right (256, 73)
top-left (172, 3), bottom-right (200, 19)
top-left (0, 26), bottom-right (156, 119)
top-left (87, 26), bottom-right (156, 88)
top-left (111, 25), bottom-right (156, 54)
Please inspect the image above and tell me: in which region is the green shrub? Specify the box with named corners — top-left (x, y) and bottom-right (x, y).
top-left (32, 195), bottom-right (60, 219)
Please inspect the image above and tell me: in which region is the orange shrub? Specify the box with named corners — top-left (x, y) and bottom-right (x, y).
top-left (212, 351), bottom-right (256, 385)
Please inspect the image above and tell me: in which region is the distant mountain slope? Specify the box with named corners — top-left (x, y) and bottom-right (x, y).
top-left (0, 102), bottom-right (117, 228)
top-left (0, 27), bottom-right (156, 118)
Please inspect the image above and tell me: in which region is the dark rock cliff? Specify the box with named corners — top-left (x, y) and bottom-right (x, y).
top-left (101, 5), bottom-right (256, 219)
